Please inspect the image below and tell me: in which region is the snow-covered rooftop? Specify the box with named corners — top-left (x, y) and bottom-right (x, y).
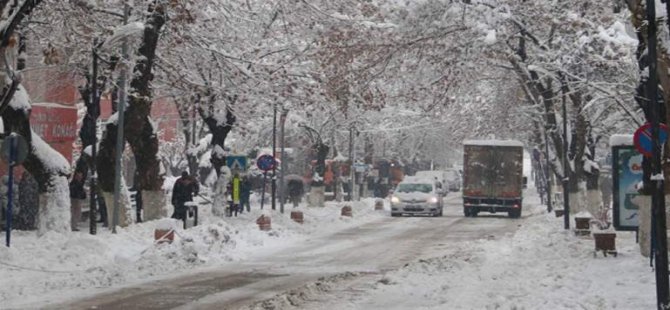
top-left (463, 139), bottom-right (524, 147)
top-left (609, 134), bottom-right (634, 146)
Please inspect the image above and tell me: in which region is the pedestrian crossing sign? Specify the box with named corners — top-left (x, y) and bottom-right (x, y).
top-left (226, 156), bottom-right (247, 171)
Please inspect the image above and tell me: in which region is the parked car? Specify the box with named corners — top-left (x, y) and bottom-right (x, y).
top-left (415, 170), bottom-right (450, 191)
top-left (390, 176), bottom-right (445, 217)
top-left (444, 168), bottom-right (461, 192)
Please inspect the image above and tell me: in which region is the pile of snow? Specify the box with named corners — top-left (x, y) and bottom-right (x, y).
top-left (1, 189), bottom-right (659, 309)
top-left (362, 213), bottom-right (654, 309)
top-left (0, 197), bottom-right (385, 308)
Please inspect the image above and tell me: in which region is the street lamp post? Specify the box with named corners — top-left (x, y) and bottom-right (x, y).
top-left (348, 126), bottom-right (355, 201)
top-left (544, 129), bottom-right (552, 212)
top-left (279, 108), bottom-right (288, 214)
top-left (272, 103), bottom-right (277, 210)
top-left (562, 79), bottom-right (570, 230)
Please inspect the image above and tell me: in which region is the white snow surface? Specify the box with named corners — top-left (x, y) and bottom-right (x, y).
top-left (610, 134), bottom-right (634, 146)
top-left (463, 139), bottom-right (524, 147)
top-left (0, 189), bottom-right (657, 309)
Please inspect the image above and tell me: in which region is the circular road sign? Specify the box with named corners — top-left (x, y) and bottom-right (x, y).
top-left (256, 154), bottom-right (276, 171)
top-left (634, 123), bottom-right (669, 158)
top-left (1, 134), bottom-right (29, 165)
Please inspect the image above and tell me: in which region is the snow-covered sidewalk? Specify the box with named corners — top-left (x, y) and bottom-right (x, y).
top-left (0, 190), bottom-right (659, 309)
top-left (0, 197), bottom-right (387, 308)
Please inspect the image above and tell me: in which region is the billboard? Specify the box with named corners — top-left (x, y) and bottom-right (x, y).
top-left (612, 145), bottom-right (643, 231)
top-left (30, 102), bottom-right (78, 163)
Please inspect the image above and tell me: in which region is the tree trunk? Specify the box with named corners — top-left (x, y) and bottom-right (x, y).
top-left (308, 143), bottom-right (329, 207)
top-left (201, 102), bottom-right (236, 176)
top-left (96, 3), bottom-right (167, 221)
top-left (2, 90), bottom-right (71, 234)
top-left (125, 3), bottom-right (167, 212)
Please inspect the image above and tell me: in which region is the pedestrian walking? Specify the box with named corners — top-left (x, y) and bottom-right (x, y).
top-left (230, 173), bottom-right (241, 216)
top-left (69, 171), bottom-right (86, 231)
top-left (171, 171), bottom-right (199, 223)
top-left (240, 175), bottom-right (252, 213)
top-left (287, 179), bottom-right (304, 208)
top-left (16, 171), bottom-right (38, 230)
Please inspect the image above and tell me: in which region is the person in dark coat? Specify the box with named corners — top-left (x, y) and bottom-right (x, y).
top-left (16, 171), bottom-right (38, 230)
top-left (171, 171), bottom-right (199, 222)
top-left (287, 179), bottom-right (304, 208)
top-left (374, 178), bottom-right (388, 198)
top-left (69, 171), bottom-right (87, 231)
top-left (240, 175), bottom-right (252, 213)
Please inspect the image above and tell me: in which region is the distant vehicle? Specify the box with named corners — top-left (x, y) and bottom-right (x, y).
top-left (415, 170), bottom-right (449, 191)
top-left (390, 176), bottom-right (445, 217)
top-left (462, 140), bottom-right (524, 218)
top-left (444, 168), bottom-right (461, 192)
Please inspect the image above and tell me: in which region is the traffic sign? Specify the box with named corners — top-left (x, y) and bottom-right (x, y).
top-left (226, 155), bottom-right (247, 171)
top-left (1, 133), bottom-right (28, 165)
top-left (633, 123), bottom-right (669, 157)
top-left (256, 154), bottom-right (276, 171)
top-left (354, 163), bottom-right (367, 172)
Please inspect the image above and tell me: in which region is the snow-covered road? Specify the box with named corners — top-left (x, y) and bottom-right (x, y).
top-left (53, 194), bottom-right (524, 309)
top-left (4, 189), bottom-right (655, 310)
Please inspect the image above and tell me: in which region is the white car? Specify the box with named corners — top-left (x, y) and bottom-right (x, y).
top-left (444, 168), bottom-right (461, 192)
top-left (390, 177), bottom-right (445, 217)
top-left (415, 170), bottom-right (450, 191)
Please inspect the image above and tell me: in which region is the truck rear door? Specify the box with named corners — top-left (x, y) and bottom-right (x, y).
top-left (464, 145), bottom-right (497, 197)
top-left (492, 147), bottom-right (523, 198)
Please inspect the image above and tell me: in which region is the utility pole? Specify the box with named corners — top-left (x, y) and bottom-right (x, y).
top-left (191, 97), bottom-right (197, 173)
top-left (112, 3), bottom-right (130, 234)
top-left (646, 0), bottom-right (670, 308)
top-left (544, 129), bottom-right (552, 212)
top-left (348, 126), bottom-right (355, 201)
top-left (279, 108), bottom-right (288, 213)
top-left (271, 102), bottom-right (277, 210)
top-left (562, 79), bottom-right (570, 230)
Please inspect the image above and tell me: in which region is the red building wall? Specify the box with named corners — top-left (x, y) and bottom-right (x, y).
top-left (1, 67), bottom-right (181, 180)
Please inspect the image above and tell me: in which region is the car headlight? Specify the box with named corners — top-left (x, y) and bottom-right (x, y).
top-left (428, 196), bottom-right (439, 204)
top-left (391, 196), bottom-right (400, 204)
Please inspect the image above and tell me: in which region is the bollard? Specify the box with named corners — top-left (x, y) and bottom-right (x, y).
top-left (341, 205), bottom-right (353, 217)
top-left (374, 199), bottom-right (384, 210)
top-left (256, 215), bottom-right (272, 231)
top-left (290, 211), bottom-right (304, 224)
top-left (154, 229), bottom-right (174, 244)
top-left (574, 217), bottom-right (591, 236)
top-left (575, 217), bottom-right (591, 229)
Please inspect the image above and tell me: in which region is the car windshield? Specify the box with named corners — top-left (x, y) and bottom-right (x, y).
top-left (396, 183), bottom-right (432, 193)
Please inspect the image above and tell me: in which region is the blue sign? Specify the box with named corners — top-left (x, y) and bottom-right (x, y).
top-left (256, 154), bottom-right (276, 171)
top-left (226, 156), bottom-right (247, 171)
top-left (612, 145), bottom-right (642, 231)
top-left (633, 123), bottom-right (669, 157)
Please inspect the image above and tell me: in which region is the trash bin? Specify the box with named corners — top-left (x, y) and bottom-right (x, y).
top-left (184, 202), bottom-right (198, 229)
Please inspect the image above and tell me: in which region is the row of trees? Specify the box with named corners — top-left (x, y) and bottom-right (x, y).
top-left (0, 0), bottom-right (651, 232)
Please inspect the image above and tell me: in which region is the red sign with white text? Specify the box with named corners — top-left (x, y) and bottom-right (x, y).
top-left (30, 103), bottom-right (78, 164)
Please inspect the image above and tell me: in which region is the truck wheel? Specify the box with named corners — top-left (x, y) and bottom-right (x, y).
top-left (391, 213), bottom-right (401, 217)
top-left (463, 207), bottom-right (470, 217)
top-left (508, 209), bottom-right (521, 218)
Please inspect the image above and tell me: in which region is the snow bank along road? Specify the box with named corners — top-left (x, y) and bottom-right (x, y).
top-left (57, 195), bottom-right (524, 309)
